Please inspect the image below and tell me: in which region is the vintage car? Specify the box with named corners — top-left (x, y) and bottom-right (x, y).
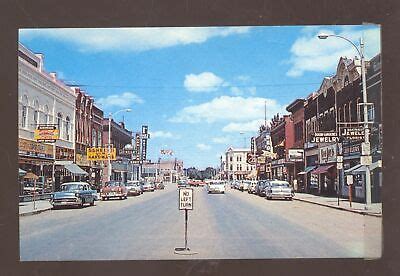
top-left (100, 181), bottom-right (128, 200)
top-left (126, 181), bottom-right (143, 196)
top-left (51, 182), bottom-right (96, 208)
top-left (247, 181), bottom-right (257, 194)
top-left (177, 180), bottom-right (188, 188)
top-left (155, 182), bottom-right (165, 190)
top-left (265, 180), bottom-right (294, 200)
top-left (142, 181), bottom-right (155, 192)
top-left (207, 181), bottom-right (226, 194)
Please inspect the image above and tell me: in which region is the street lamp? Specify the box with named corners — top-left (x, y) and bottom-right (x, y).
top-left (108, 108), bottom-right (132, 182)
top-left (318, 33), bottom-right (372, 209)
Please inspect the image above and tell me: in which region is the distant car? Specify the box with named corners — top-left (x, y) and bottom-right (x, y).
top-left (207, 181), bottom-right (225, 194)
top-left (142, 182), bottom-right (155, 192)
top-left (100, 181), bottom-right (128, 200)
top-left (126, 181), bottom-right (143, 196)
top-left (265, 180), bottom-right (294, 200)
top-left (177, 180), bottom-right (188, 188)
top-left (247, 181), bottom-right (257, 194)
top-left (255, 180), bottom-right (269, 197)
top-left (51, 182), bottom-right (96, 208)
top-left (240, 181), bottom-right (251, 192)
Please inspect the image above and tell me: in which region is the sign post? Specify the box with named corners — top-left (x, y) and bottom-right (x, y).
top-left (346, 174), bottom-right (353, 208)
top-left (175, 188), bottom-right (197, 255)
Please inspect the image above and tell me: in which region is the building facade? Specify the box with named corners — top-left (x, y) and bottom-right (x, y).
top-left (224, 147), bottom-right (254, 180)
top-left (18, 43), bottom-right (78, 192)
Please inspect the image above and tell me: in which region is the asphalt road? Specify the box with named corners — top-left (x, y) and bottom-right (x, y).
top-left (20, 184), bottom-right (382, 261)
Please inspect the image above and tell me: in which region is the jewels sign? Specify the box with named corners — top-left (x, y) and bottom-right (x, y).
top-left (179, 188), bottom-right (193, 210)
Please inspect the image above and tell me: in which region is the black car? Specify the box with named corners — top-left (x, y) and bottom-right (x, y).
top-left (255, 180), bottom-right (269, 197)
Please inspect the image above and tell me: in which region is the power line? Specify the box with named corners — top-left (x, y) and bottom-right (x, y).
top-left (64, 82), bottom-right (321, 89)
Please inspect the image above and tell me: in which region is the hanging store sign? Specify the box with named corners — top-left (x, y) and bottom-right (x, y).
top-left (340, 127), bottom-right (366, 140)
top-left (86, 147), bottom-right (116, 161)
top-left (135, 133), bottom-right (141, 161)
top-left (288, 149), bottom-right (304, 162)
top-left (34, 124), bottom-right (59, 143)
top-left (141, 126), bottom-right (148, 161)
top-left (246, 153), bottom-right (256, 165)
top-left (311, 132), bottom-right (339, 143)
top-left (251, 137), bottom-right (255, 153)
top-left (319, 145), bottom-right (337, 164)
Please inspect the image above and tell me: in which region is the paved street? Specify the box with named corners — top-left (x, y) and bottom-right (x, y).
top-left (20, 183), bottom-right (381, 261)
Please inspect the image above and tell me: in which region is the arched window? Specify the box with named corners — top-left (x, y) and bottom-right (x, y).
top-left (338, 107), bottom-right (342, 122)
top-left (356, 97), bottom-right (361, 121)
top-left (344, 76), bottom-right (350, 86)
top-left (21, 95), bottom-right (28, 128)
top-left (33, 99), bottom-right (39, 127)
top-left (343, 104), bottom-right (347, 122)
top-left (57, 113), bottom-right (63, 138)
top-left (43, 105), bottom-right (49, 124)
top-left (65, 116), bottom-right (70, 141)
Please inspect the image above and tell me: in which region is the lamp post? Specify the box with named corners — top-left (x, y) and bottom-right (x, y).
top-left (318, 33), bottom-right (372, 209)
top-left (108, 108), bottom-right (132, 182)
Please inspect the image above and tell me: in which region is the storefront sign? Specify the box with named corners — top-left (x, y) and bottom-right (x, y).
top-left (247, 153), bottom-right (256, 165)
top-left (86, 147), bottom-right (116, 161)
top-left (340, 127), bottom-right (365, 140)
top-left (319, 145), bottom-right (337, 164)
top-left (135, 133), bottom-right (141, 161)
top-left (343, 142), bottom-right (361, 157)
top-left (56, 146), bottom-right (74, 161)
top-left (76, 153), bottom-right (91, 166)
top-left (311, 132), bottom-right (339, 143)
top-left (19, 138), bottom-right (53, 159)
top-left (288, 149), bottom-right (304, 162)
top-left (141, 126), bottom-right (148, 161)
top-left (34, 124), bottom-right (59, 143)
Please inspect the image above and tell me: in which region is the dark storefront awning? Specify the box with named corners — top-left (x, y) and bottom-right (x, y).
top-left (64, 163), bottom-right (88, 176)
top-left (312, 165), bottom-right (334, 174)
top-left (298, 166), bottom-right (316, 175)
top-left (352, 161), bottom-right (382, 174)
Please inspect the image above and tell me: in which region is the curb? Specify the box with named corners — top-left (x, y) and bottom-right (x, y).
top-left (19, 207), bottom-right (52, 217)
top-left (293, 198), bottom-right (382, 218)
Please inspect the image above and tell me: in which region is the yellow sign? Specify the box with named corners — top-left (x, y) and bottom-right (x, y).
top-left (87, 147), bottom-right (116, 160)
top-left (34, 126), bottom-right (59, 142)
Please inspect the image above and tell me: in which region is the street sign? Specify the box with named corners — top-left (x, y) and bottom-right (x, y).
top-left (346, 174), bottom-right (353, 185)
top-left (34, 124), bottom-right (59, 143)
top-left (361, 142), bottom-right (370, 155)
top-left (179, 188), bottom-right (193, 210)
top-left (360, 155), bottom-right (372, 166)
top-left (337, 162), bottom-right (343, 170)
top-left (311, 132), bottom-right (339, 143)
top-left (337, 155), bottom-right (343, 163)
top-left (87, 147), bottom-right (116, 160)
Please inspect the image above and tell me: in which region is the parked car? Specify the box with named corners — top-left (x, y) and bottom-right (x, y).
top-left (247, 181), bottom-right (257, 194)
top-left (51, 182), bottom-right (96, 208)
top-left (255, 180), bottom-right (269, 197)
top-left (265, 180), bottom-right (294, 200)
top-left (142, 181), bottom-right (155, 192)
top-left (126, 181), bottom-right (143, 196)
top-left (240, 181), bottom-right (251, 192)
top-left (100, 181), bottom-right (128, 200)
top-left (207, 181), bottom-right (225, 194)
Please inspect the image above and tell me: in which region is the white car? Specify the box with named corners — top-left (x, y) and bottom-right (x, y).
top-left (265, 180), bottom-right (294, 200)
top-left (207, 181), bottom-right (225, 194)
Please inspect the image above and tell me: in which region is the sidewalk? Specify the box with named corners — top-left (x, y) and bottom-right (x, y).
top-left (19, 200), bottom-right (53, 216)
top-left (293, 193), bottom-right (382, 217)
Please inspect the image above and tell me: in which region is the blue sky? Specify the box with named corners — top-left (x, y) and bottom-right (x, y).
top-left (19, 25), bottom-right (381, 169)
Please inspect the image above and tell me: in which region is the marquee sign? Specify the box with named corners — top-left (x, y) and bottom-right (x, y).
top-left (34, 124), bottom-right (59, 143)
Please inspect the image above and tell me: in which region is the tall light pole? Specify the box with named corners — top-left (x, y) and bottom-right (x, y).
top-left (318, 33), bottom-right (372, 209)
top-left (108, 108), bottom-right (132, 182)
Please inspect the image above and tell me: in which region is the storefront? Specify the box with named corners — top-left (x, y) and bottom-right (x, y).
top-left (18, 138), bottom-right (54, 194)
top-left (317, 144), bottom-right (338, 196)
top-left (304, 143), bottom-right (319, 193)
top-left (271, 158), bottom-right (286, 180)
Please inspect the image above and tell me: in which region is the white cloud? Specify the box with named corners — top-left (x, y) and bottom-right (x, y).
top-left (19, 27), bottom-right (251, 52)
top-left (286, 26), bottom-right (381, 77)
top-left (230, 86), bottom-right (256, 96)
top-left (96, 92), bottom-right (143, 109)
top-left (149, 131), bottom-right (179, 139)
top-left (212, 136), bottom-right (231, 144)
top-left (196, 143), bottom-right (211, 151)
top-left (169, 96), bottom-right (284, 124)
top-left (184, 72), bottom-right (225, 92)
top-left (222, 119), bottom-right (265, 133)
top-left (236, 75), bottom-right (250, 82)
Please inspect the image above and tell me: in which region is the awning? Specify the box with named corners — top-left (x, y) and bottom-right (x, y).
top-left (311, 165), bottom-right (334, 174)
top-left (352, 161), bottom-right (382, 174)
top-left (370, 160), bottom-right (382, 171)
top-left (344, 164), bottom-right (363, 174)
top-left (24, 172), bottom-right (39, 180)
top-left (298, 166), bottom-right (316, 175)
top-left (19, 168), bottom-right (27, 176)
top-left (64, 163), bottom-right (88, 176)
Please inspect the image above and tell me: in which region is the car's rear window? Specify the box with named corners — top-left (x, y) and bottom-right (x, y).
top-left (271, 182), bottom-right (290, 187)
top-left (61, 184), bottom-right (83, 191)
